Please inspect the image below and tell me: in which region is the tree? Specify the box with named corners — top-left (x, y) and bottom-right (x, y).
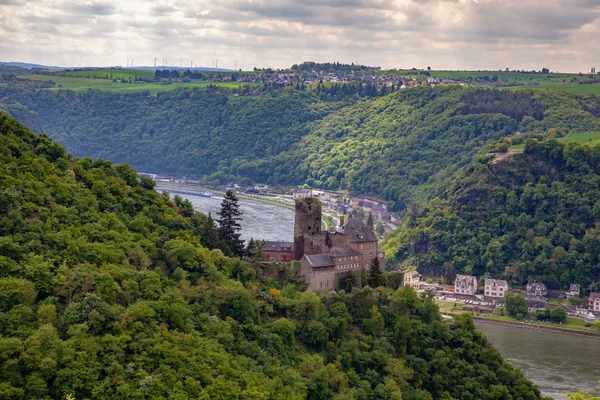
top-left (550, 306), bottom-right (567, 323)
top-left (217, 190), bottom-right (244, 256)
top-left (444, 262), bottom-right (457, 284)
top-left (368, 258), bottom-right (385, 288)
top-left (504, 293), bottom-right (528, 319)
top-left (340, 271), bottom-right (357, 292)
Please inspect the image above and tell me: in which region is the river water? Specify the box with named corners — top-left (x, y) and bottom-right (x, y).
top-left (476, 322), bottom-right (600, 399)
top-left (160, 188), bottom-right (599, 399)
top-left (157, 186), bottom-right (294, 242)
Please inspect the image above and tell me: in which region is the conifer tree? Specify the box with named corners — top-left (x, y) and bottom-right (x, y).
top-left (217, 190), bottom-right (244, 256)
top-left (368, 257), bottom-right (385, 288)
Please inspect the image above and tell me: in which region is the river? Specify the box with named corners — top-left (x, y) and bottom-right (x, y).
top-left (157, 186), bottom-right (294, 242)
top-left (476, 321), bottom-right (600, 399)
top-left (161, 188), bottom-right (599, 399)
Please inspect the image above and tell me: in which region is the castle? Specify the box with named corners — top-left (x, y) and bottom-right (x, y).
top-left (264, 197), bottom-right (384, 292)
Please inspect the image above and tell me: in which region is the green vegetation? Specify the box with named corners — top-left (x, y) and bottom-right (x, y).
top-left (5, 84), bottom-right (598, 212)
top-left (52, 68), bottom-right (155, 80)
top-left (555, 131), bottom-right (600, 145)
top-left (511, 83), bottom-right (600, 96)
top-left (505, 293), bottom-right (528, 320)
top-left (14, 74), bottom-right (245, 94)
top-left (0, 113), bottom-right (543, 399)
top-left (383, 137), bottom-right (600, 288)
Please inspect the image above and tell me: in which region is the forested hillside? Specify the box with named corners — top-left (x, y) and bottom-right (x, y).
top-left (2, 84), bottom-right (599, 210)
top-left (383, 138), bottom-right (600, 289)
top-left (0, 113), bottom-right (544, 399)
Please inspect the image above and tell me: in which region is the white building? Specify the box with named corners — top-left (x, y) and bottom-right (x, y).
top-left (484, 279), bottom-right (509, 298)
top-left (404, 270), bottom-right (421, 287)
top-left (589, 292), bottom-right (600, 314)
top-left (455, 275), bottom-right (478, 296)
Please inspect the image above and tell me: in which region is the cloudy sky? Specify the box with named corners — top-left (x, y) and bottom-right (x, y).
top-left (1, 0), bottom-right (599, 71)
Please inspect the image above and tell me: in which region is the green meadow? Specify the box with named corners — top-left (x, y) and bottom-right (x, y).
top-left (511, 131), bottom-right (600, 150)
top-left (17, 74), bottom-right (250, 94)
top-left (508, 82), bottom-right (600, 95)
top-left (53, 68), bottom-right (155, 80)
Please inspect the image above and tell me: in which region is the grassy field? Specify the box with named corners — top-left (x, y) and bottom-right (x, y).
top-left (508, 82), bottom-right (600, 95)
top-left (18, 74), bottom-right (250, 94)
top-left (556, 131), bottom-right (600, 145)
top-left (510, 131), bottom-right (600, 151)
top-left (50, 68), bottom-right (155, 80)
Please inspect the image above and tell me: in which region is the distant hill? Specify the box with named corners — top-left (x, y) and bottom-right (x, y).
top-left (1, 84), bottom-right (598, 212)
top-left (382, 137), bottom-right (600, 289)
top-left (0, 61), bottom-right (63, 70)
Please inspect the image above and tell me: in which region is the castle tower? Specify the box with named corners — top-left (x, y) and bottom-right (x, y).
top-left (294, 197), bottom-right (322, 260)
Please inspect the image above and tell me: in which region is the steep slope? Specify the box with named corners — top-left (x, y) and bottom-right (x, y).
top-left (2, 85), bottom-right (598, 211)
top-left (383, 138), bottom-right (600, 289)
top-left (0, 113), bottom-right (542, 399)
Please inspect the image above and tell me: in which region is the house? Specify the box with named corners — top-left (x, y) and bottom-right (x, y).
top-left (526, 282), bottom-right (547, 300)
top-left (372, 206), bottom-right (391, 220)
top-left (484, 279), bottom-right (509, 299)
top-left (292, 188), bottom-right (313, 199)
top-left (263, 241), bottom-right (294, 262)
top-left (404, 270), bottom-right (421, 287)
top-left (589, 292), bottom-right (600, 314)
top-left (566, 284), bottom-right (581, 298)
top-left (455, 275), bottom-right (478, 296)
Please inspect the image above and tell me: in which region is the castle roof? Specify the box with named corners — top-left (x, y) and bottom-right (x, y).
top-left (406, 270), bottom-right (420, 278)
top-left (264, 241), bottom-right (294, 252)
top-left (304, 253), bottom-right (335, 267)
top-left (303, 246), bottom-right (361, 268)
top-left (590, 292), bottom-right (600, 300)
top-left (338, 218), bottom-right (377, 243)
top-left (329, 246), bottom-right (362, 257)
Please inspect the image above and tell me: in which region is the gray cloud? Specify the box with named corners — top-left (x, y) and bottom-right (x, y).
top-left (0, 0), bottom-right (598, 72)
top-left (65, 1), bottom-right (116, 16)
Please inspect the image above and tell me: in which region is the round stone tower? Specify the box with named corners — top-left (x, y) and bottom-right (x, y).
top-left (294, 197), bottom-right (322, 260)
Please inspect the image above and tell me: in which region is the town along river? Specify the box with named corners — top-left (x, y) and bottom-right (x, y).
top-left (476, 321), bottom-right (600, 399)
top-left (159, 188), bottom-right (599, 399)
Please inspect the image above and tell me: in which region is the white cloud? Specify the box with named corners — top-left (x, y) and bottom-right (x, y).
top-left (0, 0), bottom-right (598, 71)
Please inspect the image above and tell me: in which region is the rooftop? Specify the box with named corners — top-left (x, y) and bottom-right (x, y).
top-left (485, 278), bottom-right (508, 286)
top-left (329, 246), bottom-right (362, 257)
top-left (338, 217), bottom-right (377, 243)
top-left (304, 253), bottom-right (335, 268)
top-left (264, 241), bottom-right (294, 252)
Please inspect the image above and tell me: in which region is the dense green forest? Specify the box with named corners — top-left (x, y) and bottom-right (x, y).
top-left (0, 113), bottom-right (544, 399)
top-left (383, 138), bottom-right (600, 289)
top-left (1, 85), bottom-right (598, 210)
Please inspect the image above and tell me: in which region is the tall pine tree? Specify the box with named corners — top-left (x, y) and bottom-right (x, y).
top-left (368, 257), bottom-right (385, 288)
top-left (217, 190), bottom-right (244, 256)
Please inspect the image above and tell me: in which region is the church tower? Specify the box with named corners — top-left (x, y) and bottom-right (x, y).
top-left (294, 197), bottom-right (322, 260)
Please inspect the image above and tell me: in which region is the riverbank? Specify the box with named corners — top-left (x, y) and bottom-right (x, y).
top-left (440, 311), bottom-right (600, 338)
top-left (156, 183), bottom-right (296, 210)
top-left (157, 183), bottom-right (338, 231)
